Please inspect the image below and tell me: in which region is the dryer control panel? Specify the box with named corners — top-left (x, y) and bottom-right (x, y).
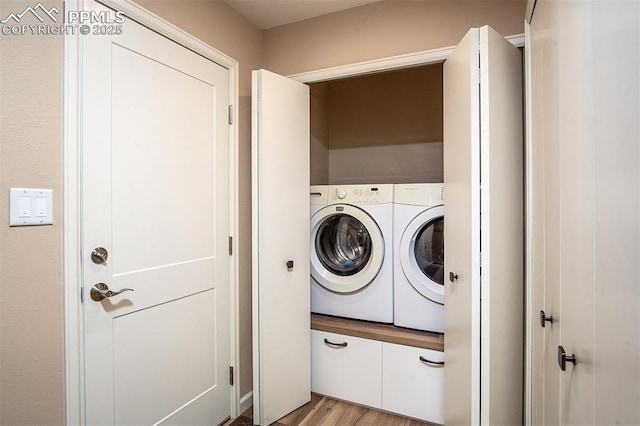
top-left (328, 185), bottom-right (393, 205)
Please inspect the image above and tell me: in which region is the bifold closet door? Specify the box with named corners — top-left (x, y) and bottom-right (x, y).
top-left (251, 69), bottom-right (311, 425)
top-left (529, 1), bottom-right (640, 424)
top-left (443, 26), bottom-right (523, 425)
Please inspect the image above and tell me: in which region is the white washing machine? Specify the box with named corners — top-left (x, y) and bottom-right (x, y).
top-left (310, 185), bottom-right (329, 216)
top-left (393, 183), bottom-right (445, 333)
top-left (310, 184), bottom-right (393, 323)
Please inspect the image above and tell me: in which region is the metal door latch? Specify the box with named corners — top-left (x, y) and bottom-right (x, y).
top-left (91, 247), bottom-right (108, 264)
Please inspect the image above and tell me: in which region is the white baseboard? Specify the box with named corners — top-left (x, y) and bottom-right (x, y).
top-left (239, 391), bottom-right (253, 415)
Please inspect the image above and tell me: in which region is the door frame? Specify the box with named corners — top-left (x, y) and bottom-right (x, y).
top-left (523, 19), bottom-right (534, 426)
top-left (63, 1), bottom-right (240, 424)
top-left (287, 34), bottom-right (523, 83)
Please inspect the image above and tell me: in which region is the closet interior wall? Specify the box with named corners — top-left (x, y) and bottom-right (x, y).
top-left (310, 64), bottom-right (444, 185)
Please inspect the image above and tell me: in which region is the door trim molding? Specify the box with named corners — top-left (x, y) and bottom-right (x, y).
top-left (63, 1), bottom-right (240, 424)
top-left (288, 34), bottom-right (524, 83)
top-left (523, 20), bottom-right (534, 426)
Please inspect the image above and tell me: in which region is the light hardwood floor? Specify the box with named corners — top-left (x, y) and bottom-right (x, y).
top-left (227, 393), bottom-right (438, 425)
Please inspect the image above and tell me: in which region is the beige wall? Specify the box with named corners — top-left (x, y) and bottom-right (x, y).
top-left (0, 1), bottom-right (65, 424)
top-left (0, 0), bottom-right (524, 422)
top-left (264, 0), bottom-right (525, 76)
top-left (310, 82), bottom-right (330, 184)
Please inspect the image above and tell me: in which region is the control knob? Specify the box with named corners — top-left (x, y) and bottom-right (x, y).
top-left (336, 189), bottom-right (347, 199)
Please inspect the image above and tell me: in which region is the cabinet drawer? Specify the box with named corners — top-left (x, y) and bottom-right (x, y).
top-left (382, 342), bottom-right (444, 424)
top-left (311, 330), bottom-right (382, 408)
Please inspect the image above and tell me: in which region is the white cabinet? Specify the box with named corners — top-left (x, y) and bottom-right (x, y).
top-left (311, 330), bottom-right (382, 409)
top-left (311, 326), bottom-right (444, 424)
top-left (382, 342), bottom-right (444, 424)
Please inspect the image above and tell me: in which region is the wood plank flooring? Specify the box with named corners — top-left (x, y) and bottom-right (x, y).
top-left (230, 393), bottom-right (439, 426)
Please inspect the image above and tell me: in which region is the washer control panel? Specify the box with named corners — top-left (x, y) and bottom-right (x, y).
top-left (329, 185), bottom-right (393, 204)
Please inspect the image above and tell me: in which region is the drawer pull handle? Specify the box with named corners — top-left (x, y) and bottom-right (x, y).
top-left (324, 338), bottom-right (348, 348)
top-left (419, 355), bottom-right (445, 368)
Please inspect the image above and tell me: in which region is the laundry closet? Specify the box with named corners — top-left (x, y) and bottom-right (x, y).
top-left (307, 64), bottom-right (446, 425)
top-left (252, 25), bottom-right (523, 426)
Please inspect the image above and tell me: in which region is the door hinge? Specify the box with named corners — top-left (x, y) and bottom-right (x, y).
top-left (229, 366), bottom-right (234, 386)
top-left (228, 236), bottom-right (233, 256)
top-left (80, 286), bottom-right (84, 304)
top-left (228, 105), bottom-right (233, 125)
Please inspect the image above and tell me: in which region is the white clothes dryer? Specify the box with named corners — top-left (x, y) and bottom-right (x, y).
top-left (393, 183), bottom-right (445, 333)
top-left (310, 184), bottom-right (393, 323)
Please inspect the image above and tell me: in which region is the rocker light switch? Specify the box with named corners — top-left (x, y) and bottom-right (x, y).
top-left (19, 197), bottom-right (31, 217)
top-left (35, 197), bottom-right (47, 217)
top-left (9, 188), bottom-right (54, 226)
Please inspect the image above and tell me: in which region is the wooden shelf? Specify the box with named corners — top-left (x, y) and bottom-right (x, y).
top-left (311, 313), bottom-right (444, 352)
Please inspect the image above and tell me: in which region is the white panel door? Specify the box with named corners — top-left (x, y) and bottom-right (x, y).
top-left (443, 27), bottom-right (481, 426)
top-left (82, 2), bottom-right (231, 425)
top-left (444, 26), bottom-right (523, 425)
top-left (252, 69), bottom-right (311, 425)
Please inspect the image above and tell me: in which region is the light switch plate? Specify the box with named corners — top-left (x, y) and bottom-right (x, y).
top-left (9, 188), bottom-right (54, 226)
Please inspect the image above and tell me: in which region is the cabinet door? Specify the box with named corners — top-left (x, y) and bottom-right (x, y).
top-left (311, 330), bottom-right (382, 408)
top-left (382, 343), bottom-right (444, 424)
top-left (252, 69), bottom-right (311, 425)
top-left (443, 26), bottom-right (523, 425)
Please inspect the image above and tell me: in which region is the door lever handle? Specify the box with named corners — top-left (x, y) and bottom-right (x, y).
top-left (90, 282), bottom-right (134, 302)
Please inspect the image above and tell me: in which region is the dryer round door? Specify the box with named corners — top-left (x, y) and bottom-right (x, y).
top-left (310, 204), bottom-right (385, 293)
top-left (399, 205), bottom-right (445, 304)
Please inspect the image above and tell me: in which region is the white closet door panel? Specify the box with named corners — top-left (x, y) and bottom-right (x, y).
top-left (443, 28), bottom-right (481, 426)
top-left (527, 2), bottom-right (562, 423)
top-left (591, 1), bottom-right (639, 423)
top-left (444, 25), bottom-right (524, 425)
top-left (252, 69), bottom-right (311, 425)
top-left (479, 25), bottom-right (524, 426)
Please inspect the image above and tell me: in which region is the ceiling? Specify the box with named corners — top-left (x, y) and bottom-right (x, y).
top-left (224, 0), bottom-right (381, 30)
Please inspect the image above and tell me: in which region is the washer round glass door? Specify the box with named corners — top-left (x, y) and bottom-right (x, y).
top-left (311, 204), bottom-right (384, 293)
top-left (399, 205), bottom-right (445, 304)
